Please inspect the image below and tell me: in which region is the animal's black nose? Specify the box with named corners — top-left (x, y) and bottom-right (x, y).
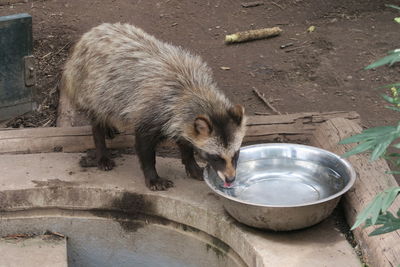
top-left (225, 176), bottom-right (236, 184)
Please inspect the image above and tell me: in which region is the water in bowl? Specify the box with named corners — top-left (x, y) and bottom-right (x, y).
top-left (221, 158), bottom-right (344, 206)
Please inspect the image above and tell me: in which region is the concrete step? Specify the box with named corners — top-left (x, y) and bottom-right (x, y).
top-left (0, 153), bottom-right (362, 267)
top-left (0, 232), bottom-right (68, 267)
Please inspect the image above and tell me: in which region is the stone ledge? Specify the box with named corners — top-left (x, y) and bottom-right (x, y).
top-left (0, 152), bottom-right (361, 267)
top-left (0, 234), bottom-right (67, 267)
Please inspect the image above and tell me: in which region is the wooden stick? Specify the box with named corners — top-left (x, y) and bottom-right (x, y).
top-left (271, 1), bottom-right (283, 9)
top-left (284, 45), bottom-right (309, 53)
top-left (252, 87), bottom-right (281, 114)
top-left (254, 112), bottom-right (271, 115)
top-left (241, 1), bottom-right (264, 8)
top-left (311, 118), bottom-right (400, 267)
top-left (225, 27), bottom-right (282, 44)
top-left (42, 41), bottom-right (71, 59)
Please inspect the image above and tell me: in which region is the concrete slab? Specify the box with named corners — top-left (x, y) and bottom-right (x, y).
top-left (0, 153), bottom-right (362, 267)
top-left (0, 234), bottom-right (67, 267)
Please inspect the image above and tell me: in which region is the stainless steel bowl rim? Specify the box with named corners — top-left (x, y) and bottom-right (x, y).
top-left (204, 143), bottom-right (357, 208)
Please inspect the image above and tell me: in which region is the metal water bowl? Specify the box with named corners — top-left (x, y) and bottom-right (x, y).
top-left (204, 143), bottom-right (356, 231)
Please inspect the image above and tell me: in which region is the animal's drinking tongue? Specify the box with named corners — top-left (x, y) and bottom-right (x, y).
top-left (224, 182), bottom-right (232, 188)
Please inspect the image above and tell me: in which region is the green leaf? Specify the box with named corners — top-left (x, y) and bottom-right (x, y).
top-left (352, 188), bottom-right (400, 232)
top-left (351, 192), bottom-right (385, 229)
top-left (375, 83), bottom-right (400, 90)
top-left (364, 214), bottom-right (388, 227)
top-left (395, 17), bottom-right (400, 24)
top-left (386, 4), bottom-right (400, 11)
top-left (381, 187), bottom-right (400, 211)
top-left (385, 106), bottom-right (400, 112)
top-left (370, 224), bottom-right (400, 235)
top-left (363, 218), bottom-right (373, 228)
top-left (386, 152), bottom-right (400, 157)
top-left (369, 212), bottom-right (400, 236)
top-left (339, 126), bottom-right (396, 144)
top-left (339, 125), bottom-right (400, 160)
top-left (339, 124), bottom-right (400, 161)
top-left (363, 125), bottom-right (396, 134)
top-left (381, 94), bottom-right (396, 104)
top-left (342, 141), bottom-right (374, 158)
top-left (386, 171), bottom-right (400, 175)
top-left (394, 157), bottom-right (400, 166)
top-left (389, 48), bottom-right (400, 54)
top-left (371, 139), bottom-right (393, 160)
top-left (339, 134), bottom-right (367, 144)
top-left (392, 143), bottom-right (400, 149)
top-left (369, 197), bottom-right (386, 226)
top-left (365, 53), bottom-right (400, 69)
top-left (390, 55), bottom-right (400, 66)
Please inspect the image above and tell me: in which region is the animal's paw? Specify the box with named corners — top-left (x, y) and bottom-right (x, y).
top-left (185, 165), bottom-right (204, 181)
top-left (97, 156), bottom-right (116, 171)
top-left (148, 178), bottom-right (174, 191)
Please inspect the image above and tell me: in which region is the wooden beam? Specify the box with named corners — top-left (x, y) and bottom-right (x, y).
top-left (247, 111), bottom-right (359, 125)
top-left (311, 117), bottom-right (400, 267)
top-left (0, 111), bottom-right (360, 154)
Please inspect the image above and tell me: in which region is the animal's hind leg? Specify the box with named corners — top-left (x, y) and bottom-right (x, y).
top-left (105, 125), bottom-right (119, 139)
top-left (92, 122), bottom-right (116, 171)
top-left (177, 140), bottom-right (204, 180)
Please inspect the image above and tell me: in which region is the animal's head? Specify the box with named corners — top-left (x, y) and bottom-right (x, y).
top-left (187, 104), bottom-right (247, 186)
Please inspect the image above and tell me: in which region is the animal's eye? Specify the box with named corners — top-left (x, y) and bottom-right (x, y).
top-left (208, 154), bottom-right (225, 164)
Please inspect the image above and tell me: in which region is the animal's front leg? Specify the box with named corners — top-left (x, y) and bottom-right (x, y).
top-left (135, 131), bottom-right (174, 191)
top-left (177, 140), bottom-right (204, 181)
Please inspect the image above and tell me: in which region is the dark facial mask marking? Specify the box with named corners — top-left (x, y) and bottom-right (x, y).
top-left (205, 153), bottom-right (226, 172)
top-left (232, 150), bottom-right (240, 169)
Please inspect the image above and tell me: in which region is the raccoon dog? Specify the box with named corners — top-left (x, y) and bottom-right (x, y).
top-left (62, 23), bottom-right (247, 191)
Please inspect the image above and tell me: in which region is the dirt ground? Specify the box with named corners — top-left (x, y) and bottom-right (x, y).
top-left (0, 1), bottom-right (397, 260)
top-left (1, 0), bottom-right (399, 128)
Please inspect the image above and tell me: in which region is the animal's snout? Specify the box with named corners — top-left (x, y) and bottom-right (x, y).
top-left (217, 170), bottom-right (236, 186)
top-left (225, 175), bottom-right (236, 184)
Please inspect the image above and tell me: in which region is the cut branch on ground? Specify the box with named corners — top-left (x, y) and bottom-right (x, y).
top-left (225, 27), bottom-right (282, 44)
top-left (252, 87), bottom-right (281, 115)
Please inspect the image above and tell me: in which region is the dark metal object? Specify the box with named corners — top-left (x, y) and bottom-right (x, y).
top-left (24, 55), bottom-right (36, 87)
top-left (0, 13), bottom-right (35, 121)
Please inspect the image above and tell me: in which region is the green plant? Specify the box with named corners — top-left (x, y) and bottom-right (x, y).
top-left (364, 49), bottom-right (400, 70)
top-left (340, 85), bottom-right (400, 235)
top-left (350, 187), bottom-right (400, 235)
top-left (386, 4), bottom-right (400, 23)
top-left (339, 4), bottom-right (400, 237)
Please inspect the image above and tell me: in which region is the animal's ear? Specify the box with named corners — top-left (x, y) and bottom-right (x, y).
top-left (194, 116), bottom-right (212, 137)
top-left (228, 104), bottom-right (245, 125)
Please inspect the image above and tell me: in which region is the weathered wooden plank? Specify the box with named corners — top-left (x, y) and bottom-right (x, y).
top-left (311, 117), bottom-right (400, 267)
top-left (0, 128), bottom-right (135, 153)
top-left (247, 111), bottom-right (360, 125)
top-left (0, 125), bottom-right (92, 139)
top-left (0, 111), bottom-right (359, 154)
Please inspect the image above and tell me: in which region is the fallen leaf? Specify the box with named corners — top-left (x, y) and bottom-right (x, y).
top-left (307, 26), bottom-right (316, 33)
